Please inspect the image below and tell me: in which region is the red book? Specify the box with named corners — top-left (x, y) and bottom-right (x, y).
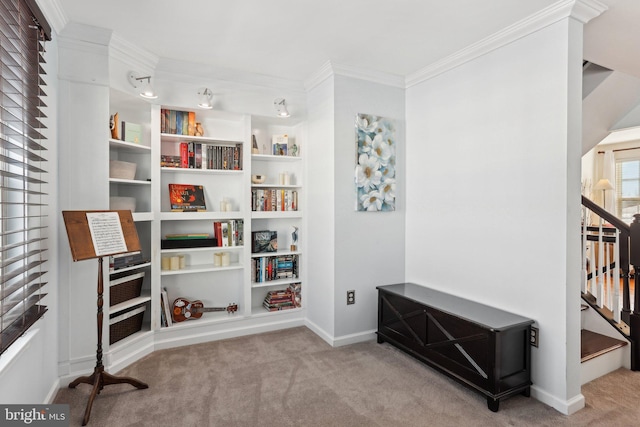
top-left (213, 221), bottom-right (222, 247)
top-left (180, 142), bottom-right (188, 168)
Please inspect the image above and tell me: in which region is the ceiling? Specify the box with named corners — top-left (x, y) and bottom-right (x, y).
top-left (48, 0), bottom-right (639, 85)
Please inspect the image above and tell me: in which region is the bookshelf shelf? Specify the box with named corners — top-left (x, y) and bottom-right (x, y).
top-left (109, 139), bottom-right (151, 152)
top-left (251, 249), bottom-right (301, 258)
top-left (159, 211), bottom-right (244, 221)
top-left (252, 154), bottom-right (302, 162)
top-left (109, 178), bottom-right (152, 185)
top-left (160, 263), bottom-right (243, 276)
top-left (251, 211), bottom-right (302, 219)
top-left (132, 212), bottom-right (153, 222)
top-left (158, 312), bottom-right (244, 331)
top-left (161, 167), bottom-right (243, 175)
top-left (109, 295), bottom-right (152, 316)
top-left (251, 184), bottom-right (301, 189)
top-left (109, 261), bottom-right (151, 274)
top-left (251, 278), bottom-right (301, 288)
top-left (161, 245), bottom-right (244, 254)
top-left (250, 306), bottom-right (303, 317)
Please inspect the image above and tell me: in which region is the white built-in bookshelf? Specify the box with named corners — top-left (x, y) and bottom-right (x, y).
top-left (104, 94), bottom-right (306, 358)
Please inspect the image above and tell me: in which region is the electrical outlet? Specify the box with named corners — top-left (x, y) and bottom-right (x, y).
top-left (347, 290), bottom-right (355, 305)
top-left (530, 327), bottom-right (539, 347)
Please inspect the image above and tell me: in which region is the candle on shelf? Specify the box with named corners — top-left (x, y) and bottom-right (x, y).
top-left (161, 257), bottom-right (171, 270)
top-left (283, 171), bottom-right (290, 186)
top-left (178, 255), bottom-right (186, 269)
top-left (214, 253), bottom-right (222, 267)
top-left (221, 252), bottom-right (230, 267)
top-left (170, 256), bottom-right (180, 270)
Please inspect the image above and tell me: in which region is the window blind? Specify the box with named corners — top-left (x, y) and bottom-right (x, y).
top-left (0, 0), bottom-right (50, 355)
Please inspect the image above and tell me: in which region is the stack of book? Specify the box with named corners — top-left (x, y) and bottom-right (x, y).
top-left (263, 288), bottom-right (296, 311)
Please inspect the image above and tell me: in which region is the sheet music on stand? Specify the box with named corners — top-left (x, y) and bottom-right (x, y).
top-left (86, 211), bottom-right (128, 256)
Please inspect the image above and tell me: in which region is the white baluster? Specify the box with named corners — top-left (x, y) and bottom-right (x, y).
top-left (613, 231), bottom-right (621, 323)
top-left (589, 232), bottom-right (596, 297)
top-left (597, 218), bottom-right (604, 307)
top-left (605, 239), bottom-right (611, 309)
top-left (582, 208), bottom-right (588, 294)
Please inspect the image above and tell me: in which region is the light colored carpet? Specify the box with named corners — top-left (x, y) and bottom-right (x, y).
top-left (54, 326), bottom-right (640, 426)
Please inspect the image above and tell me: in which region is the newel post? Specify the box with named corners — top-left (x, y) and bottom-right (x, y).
top-left (629, 214), bottom-right (640, 370)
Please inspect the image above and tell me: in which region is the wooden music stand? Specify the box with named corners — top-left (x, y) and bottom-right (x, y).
top-left (62, 210), bottom-right (149, 426)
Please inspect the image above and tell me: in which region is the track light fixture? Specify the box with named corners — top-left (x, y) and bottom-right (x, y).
top-left (198, 88), bottom-right (214, 109)
top-left (274, 98), bottom-right (290, 118)
top-left (128, 71), bottom-right (158, 99)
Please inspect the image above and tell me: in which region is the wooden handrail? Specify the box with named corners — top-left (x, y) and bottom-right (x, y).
top-left (581, 195), bottom-right (630, 234)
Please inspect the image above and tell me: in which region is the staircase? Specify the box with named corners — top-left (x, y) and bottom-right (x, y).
top-left (580, 196), bottom-right (640, 383)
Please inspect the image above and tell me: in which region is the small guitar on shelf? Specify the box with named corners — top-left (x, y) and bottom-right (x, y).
top-left (172, 298), bottom-right (238, 322)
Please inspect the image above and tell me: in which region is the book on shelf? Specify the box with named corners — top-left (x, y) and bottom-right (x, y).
top-left (165, 233), bottom-right (210, 240)
top-left (262, 284), bottom-right (301, 311)
top-left (252, 230), bottom-right (277, 253)
top-left (160, 155), bottom-right (181, 168)
top-left (161, 287), bottom-right (172, 327)
top-left (180, 142), bottom-right (189, 168)
top-left (251, 254), bottom-right (298, 283)
top-left (161, 109), bottom-right (196, 136)
top-left (251, 189), bottom-right (298, 212)
top-left (161, 238), bottom-right (217, 249)
top-left (188, 111), bottom-right (195, 136)
top-left (187, 141), bottom-right (196, 168)
top-left (161, 143), bottom-right (243, 171)
top-left (121, 122), bottom-right (142, 144)
top-left (169, 183), bottom-right (206, 212)
top-left (213, 219), bottom-right (244, 247)
top-left (109, 251), bottom-right (144, 272)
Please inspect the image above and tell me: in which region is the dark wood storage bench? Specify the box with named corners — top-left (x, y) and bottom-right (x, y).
top-left (377, 283), bottom-right (534, 412)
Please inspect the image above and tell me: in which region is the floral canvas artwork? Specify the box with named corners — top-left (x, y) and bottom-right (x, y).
top-left (355, 113), bottom-right (396, 211)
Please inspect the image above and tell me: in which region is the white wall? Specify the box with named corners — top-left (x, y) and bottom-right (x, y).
top-left (305, 76), bottom-right (336, 340)
top-left (56, 24), bottom-right (112, 379)
top-left (0, 34), bottom-right (60, 404)
top-left (405, 18), bottom-right (583, 414)
top-left (333, 75), bottom-right (405, 341)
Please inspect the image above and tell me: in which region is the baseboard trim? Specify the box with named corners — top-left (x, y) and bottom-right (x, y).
top-left (154, 318), bottom-right (305, 351)
top-left (304, 319), bottom-right (334, 346)
top-left (45, 378), bottom-right (62, 404)
top-left (530, 385), bottom-right (585, 415)
top-left (332, 329), bottom-right (377, 347)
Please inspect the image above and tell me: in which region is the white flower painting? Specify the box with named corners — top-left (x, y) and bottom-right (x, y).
top-left (355, 113), bottom-right (396, 211)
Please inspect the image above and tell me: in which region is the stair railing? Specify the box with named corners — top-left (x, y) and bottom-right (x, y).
top-left (581, 196), bottom-right (639, 370)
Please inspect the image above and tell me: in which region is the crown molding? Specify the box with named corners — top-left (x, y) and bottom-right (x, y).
top-left (406, 0), bottom-right (607, 88)
top-left (570, 0), bottom-right (608, 24)
top-left (304, 61), bottom-right (334, 91)
top-left (109, 33), bottom-right (159, 74)
top-left (154, 57), bottom-right (306, 94)
top-left (35, 0), bottom-right (67, 36)
top-left (304, 60), bottom-right (405, 91)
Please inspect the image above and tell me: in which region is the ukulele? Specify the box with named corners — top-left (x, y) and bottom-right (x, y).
top-left (172, 298), bottom-right (238, 322)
